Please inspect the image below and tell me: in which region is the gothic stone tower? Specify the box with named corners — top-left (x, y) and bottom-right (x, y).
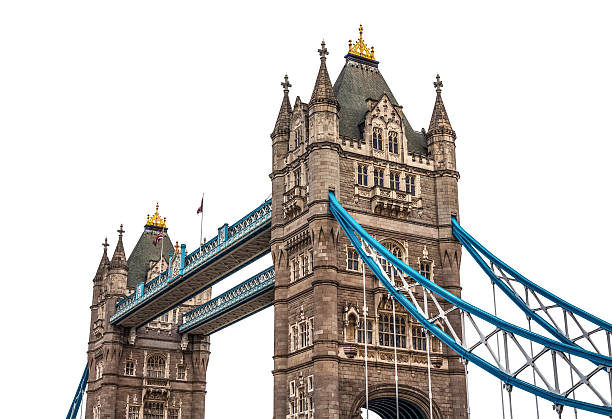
top-left (270, 27), bottom-right (467, 418)
top-left (87, 205), bottom-right (211, 419)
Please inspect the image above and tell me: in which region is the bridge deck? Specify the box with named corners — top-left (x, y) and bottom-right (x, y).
top-left (179, 267), bottom-right (275, 335)
top-left (110, 200), bottom-right (271, 328)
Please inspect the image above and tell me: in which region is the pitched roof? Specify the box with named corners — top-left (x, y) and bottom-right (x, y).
top-left (272, 80), bottom-right (293, 138)
top-left (310, 43), bottom-right (338, 107)
top-left (93, 242), bottom-right (110, 281)
top-left (110, 227), bottom-right (128, 271)
top-left (427, 75), bottom-right (455, 138)
top-left (333, 56), bottom-right (427, 154)
top-left (126, 227), bottom-right (173, 289)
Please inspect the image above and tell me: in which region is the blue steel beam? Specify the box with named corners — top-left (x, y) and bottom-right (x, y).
top-left (179, 267), bottom-right (275, 335)
top-left (329, 191), bottom-right (612, 416)
top-left (109, 199), bottom-right (271, 327)
top-left (66, 364), bottom-right (88, 419)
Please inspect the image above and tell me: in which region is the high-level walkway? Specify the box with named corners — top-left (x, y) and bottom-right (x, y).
top-left (109, 199), bottom-right (272, 328)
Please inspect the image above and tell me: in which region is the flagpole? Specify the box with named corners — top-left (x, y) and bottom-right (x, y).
top-left (160, 227), bottom-right (164, 274)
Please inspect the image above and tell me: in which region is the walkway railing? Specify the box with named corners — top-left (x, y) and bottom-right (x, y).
top-left (179, 266), bottom-right (275, 333)
top-left (110, 199), bottom-right (272, 323)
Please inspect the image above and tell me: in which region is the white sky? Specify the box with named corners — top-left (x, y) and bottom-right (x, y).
top-left (1, 1), bottom-right (611, 418)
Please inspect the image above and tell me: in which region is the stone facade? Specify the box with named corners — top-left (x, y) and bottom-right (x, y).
top-left (270, 36), bottom-right (467, 418)
top-left (86, 217), bottom-right (211, 419)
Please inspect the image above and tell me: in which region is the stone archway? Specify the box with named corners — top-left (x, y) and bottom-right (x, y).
top-left (349, 384), bottom-right (442, 419)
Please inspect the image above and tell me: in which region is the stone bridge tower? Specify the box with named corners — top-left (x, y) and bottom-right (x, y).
top-left (86, 206), bottom-right (211, 419)
top-left (270, 27), bottom-right (467, 418)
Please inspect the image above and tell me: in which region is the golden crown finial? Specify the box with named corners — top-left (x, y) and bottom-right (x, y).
top-left (348, 24), bottom-right (375, 61)
top-left (146, 202), bottom-right (167, 228)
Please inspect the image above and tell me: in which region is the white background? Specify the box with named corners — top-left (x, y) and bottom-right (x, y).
top-left (1, 1), bottom-right (611, 418)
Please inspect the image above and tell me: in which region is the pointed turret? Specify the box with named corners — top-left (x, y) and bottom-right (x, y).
top-left (310, 41), bottom-right (338, 107)
top-left (427, 74), bottom-right (455, 138)
top-left (426, 74), bottom-right (457, 172)
top-left (271, 75), bottom-right (293, 139)
top-left (93, 237), bottom-right (110, 282)
top-left (110, 224), bottom-right (128, 271)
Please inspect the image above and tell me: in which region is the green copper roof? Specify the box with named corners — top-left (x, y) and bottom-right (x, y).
top-left (333, 57), bottom-right (427, 154)
top-left (127, 227), bottom-right (173, 289)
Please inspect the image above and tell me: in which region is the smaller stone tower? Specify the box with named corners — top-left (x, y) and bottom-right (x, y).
top-left (86, 205), bottom-right (211, 419)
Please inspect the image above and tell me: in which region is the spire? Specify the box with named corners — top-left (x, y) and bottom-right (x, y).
top-left (94, 237), bottom-right (111, 281)
top-left (271, 74), bottom-right (293, 138)
top-left (110, 224), bottom-right (128, 270)
top-left (427, 74), bottom-right (455, 139)
top-left (310, 41), bottom-right (338, 107)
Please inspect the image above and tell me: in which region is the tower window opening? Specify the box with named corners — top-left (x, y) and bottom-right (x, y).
top-left (177, 364), bottom-right (186, 380)
top-left (388, 131), bottom-right (398, 154)
top-left (357, 319), bottom-right (373, 345)
top-left (143, 401), bottom-right (164, 419)
top-left (168, 409), bottom-right (179, 419)
top-left (406, 175), bottom-right (415, 196)
top-left (125, 360), bottom-right (135, 376)
top-left (379, 314), bottom-right (407, 348)
top-left (412, 326), bottom-right (427, 351)
top-left (347, 249), bottom-right (359, 271)
top-left (128, 405), bottom-right (140, 419)
top-left (373, 169), bottom-right (384, 187)
top-left (146, 355), bottom-right (165, 379)
top-left (357, 164), bottom-right (368, 186)
top-left (372, 128), bottom-right (383, 150)
top-left (390, 172), bottom-right (400, 190)
top-left (420, 261), bottom-right (431, 280)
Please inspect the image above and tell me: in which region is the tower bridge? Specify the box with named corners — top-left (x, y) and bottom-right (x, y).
top-left (69, 26), bottom-right (612, 419)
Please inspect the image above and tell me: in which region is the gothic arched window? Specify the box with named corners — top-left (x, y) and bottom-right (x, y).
top-left (357, 319), bottom-right (373, 344)
top-left (146, 355), bottom-right (165, 378)
top-left (380, 244), bottom-right (403, 277)
top-left (347, 248), bottom-right (359, 271)
top-left (372, 128), bottom-right (383, 150)
top-left (379, 313), bottom-right (407, 348)
top-left (388, 131), bottom-right (398, 154)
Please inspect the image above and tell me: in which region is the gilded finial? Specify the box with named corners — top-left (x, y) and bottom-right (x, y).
top-left (434, 74), bottom-right (443, 94)
top-left (348, 24), bottom-right (375, 61)
top-left (146, 202), bottom-right (167, 228)
top-left (174, 241), bottom-right (180, 255)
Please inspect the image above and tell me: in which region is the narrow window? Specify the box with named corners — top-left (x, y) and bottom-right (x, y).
top-left (128, 406), bottom-right (140, 419)
top-left (412, 326), bottom-right (427, 350)
top-left (301, 254), bottom-right (308, 277)
top-left (373, 169), bottom-right (383, 187)
top-left (388, 131), bottom-right (398, 153)
top-left (289, 380), bottom-right (296, 397)
top-left (159, 312), bottom-right (169, 323)
top-left (309, 317), bottom-right (314, 346)
top-left (379, 314), bottom-right (407, 348)
top-left (293, 325), bottom-right (299, 351)
top-left (406, 175), bottom-right (415, 196)
top-left (300, 322), bottom-right (307, 348)
top-left (307, 375), bottom-right (314, 392)
top-left (357, 165), bottom-right (368, 186)
top-left (358, 320), bottom-right (373, 345)
top-left (125, 361), bottom-right (135, 376)
top-left (420, 261), bottom-right (431, 280)
top-left (177, 364), bottom-right (185, 380)
top-left (168, 410), bottom-right (179, 419)
top-left (294, 169), bottom-right (301, 187)
top-left (298, 390), bottom-right (306, 413)
top-left (372, 128), bottom-right (383, 150)
top-left (389, 172), bottom-right (400, 190)
top-left (347, 249), bottom-right (359, 271)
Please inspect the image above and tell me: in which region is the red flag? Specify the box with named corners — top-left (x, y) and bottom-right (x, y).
top-left (197, 197), bottom-right (204, 214)
top-left (154, 230), bottom-right (163, 246)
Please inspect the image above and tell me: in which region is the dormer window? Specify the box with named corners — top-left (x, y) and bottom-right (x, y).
top-left (388, 131), bottom-right (398, 154)
top-left (372, 128), bottom-right (383, 150)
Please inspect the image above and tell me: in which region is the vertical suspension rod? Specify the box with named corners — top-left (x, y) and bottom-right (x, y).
top-left (492, 283), bottom-right (507, 419)
top-left (391, 270), bottom-right (400, 419)
top-left (362, 264), bottom-right (369, 419)
top-left (525, 290), bottom-right (541, 419)
top-left (424, 286), bottom-right (434, 418)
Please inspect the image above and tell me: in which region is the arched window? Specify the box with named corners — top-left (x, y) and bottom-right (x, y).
top-left (372, 128), bottom-right (383, 150)
top-left (146, 355), bottom-right (165, 378)
top-left (357, 319), bottom-right (373, 344)
top-left (347, 248), bottom-right (359, 271)
top-left (388, 131), bottom-right (398, 154)
top-left (380, 244), bottom-right (402, 277)
top-left (379, 314), bottom-right (407, 348)
top-left (143, 401), bottom-right (164, 419)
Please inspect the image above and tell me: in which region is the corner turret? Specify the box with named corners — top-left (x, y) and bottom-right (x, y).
top-left (426, 74), bottom-right (457, 171)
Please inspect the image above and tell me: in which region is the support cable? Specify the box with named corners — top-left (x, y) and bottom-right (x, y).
top-left (424, 285), bottom-right (434, 418)
top-left (391, 270), bottom-right (400, 419)
top-left (564, 310), bottom-right (579, 419)
top-left (525, 290), bottom-right (541, 419)
top-left (362, 264), bottom-right (369, 419)
top-left (461, 310), bottom-right (472, 418)
top-left (492, 283), bottom-right (507, 419)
